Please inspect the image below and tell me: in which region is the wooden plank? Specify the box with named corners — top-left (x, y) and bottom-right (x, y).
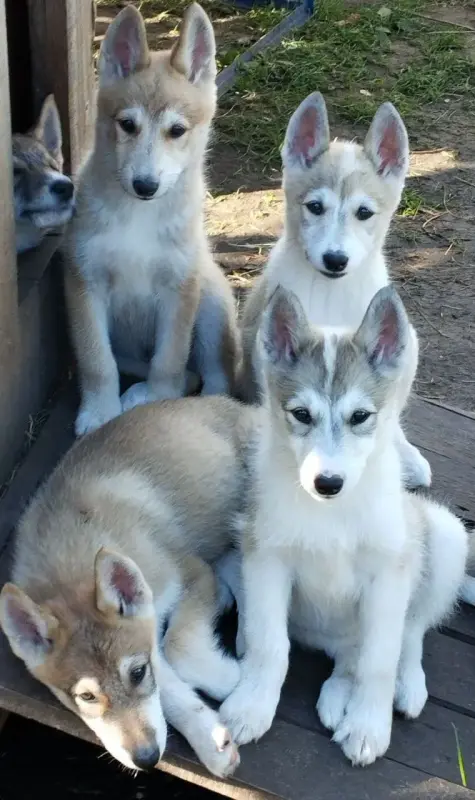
top-left (0, 709), bottom-right (8, 735)
top-left (0, 0), bottom-right (21, 481)
top-left (0, 385), bottom-right (75, 555)
top-left (277, 644), bottom-right (475, 787)
top-left (405, 397), bottom-right (475, 521)
top-left (217, 5), bottom-right (310, 99)
top-left (27, 0), bottom-right (95, 174)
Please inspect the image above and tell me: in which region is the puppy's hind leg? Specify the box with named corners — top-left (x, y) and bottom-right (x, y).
top-left (395, 500), bottom-right (467, 719)
top-left (160, 658), bottom-right (239, 778)
top-left (191, 267), bottom-right (240, 397)
top-left (163, 556), bottom-right (240, 702)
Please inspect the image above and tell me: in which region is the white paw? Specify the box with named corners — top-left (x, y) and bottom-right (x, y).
top-left (75, 396), bottom-right (122, 437)
top-left (317, 674), bottom-right (353, 732)
top-left (402, 443), bottom-right (432, 489)
top-left (219, 680), bottom-right (278, 745)
top-left (121, 380), bottom-right (185, 411)
top-left (195, 723), bottom-right (240, 778)
top-left (121, 382), bottom-right (153, 412)
top-left (394, 663), bottom-right (428, 719)
top-left (333, 697), bottom-right (392, 766)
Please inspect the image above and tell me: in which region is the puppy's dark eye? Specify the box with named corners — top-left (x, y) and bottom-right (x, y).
top-left (78, 691), bottom-right (96, 703)
top-left (13, 166), bottom-right (22, 179)
top-left (130, 664), bottom-right (147, 686)
top-left (118, 118), bottom-right (137, 135)
top-left (350, 409), bottom-right (372, 426)
top-left (291, 407), bottom-right (312, 425)
top-left (305, 200), bottom-right (324, 216)
top-left (169, 123), bottom-right (187, 139)
top-left (356, 206), bottom-right (374, 221)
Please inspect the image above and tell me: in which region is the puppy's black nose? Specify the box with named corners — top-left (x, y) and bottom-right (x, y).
top-left (314, 474), bottom-right (344, 497)
top-left (133, 178), bottom-right (159, 199)
top-left (132, 744), bottom-right (161, 771)
top-left (322, 251), bottom-right (348, 273)
top-left (50, 179), bottom-right (74, 201)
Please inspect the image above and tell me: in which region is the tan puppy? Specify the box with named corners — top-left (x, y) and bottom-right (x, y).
top-left (64, 4), bottom-right (239, 437)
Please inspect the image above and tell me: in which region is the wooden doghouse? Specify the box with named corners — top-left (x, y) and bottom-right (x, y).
top-left (1, 2), bottom-right (475, 799)
top-left (0, 0), bottom-right (94, 486)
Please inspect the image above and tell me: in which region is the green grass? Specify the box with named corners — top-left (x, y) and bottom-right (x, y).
top-left (453, 724), bottom-right (468, 788)
top-left (95, 1), bottom-right (288, 71)
top-left (217, 0), bottom-right (475, 168)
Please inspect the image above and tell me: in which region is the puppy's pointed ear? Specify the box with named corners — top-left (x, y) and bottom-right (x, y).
top-left (33, 95), bottom-right (62, 164)
top-left (0, 584), bottom-right (59, 669)
top-left (95, 549), bottom-right (154, 619)
top-left (364, 102), bottom-right (409, 180)
top-left (260, 285), bottom-right (311, 365)
top-left (99, 5), bottom-right (150, 87)
top-left (170, 3), bottom-right (216, 84)
top-left (354, 286), bottom-right (409, 375)
top-left (282, 92), bottom-right (330, 171)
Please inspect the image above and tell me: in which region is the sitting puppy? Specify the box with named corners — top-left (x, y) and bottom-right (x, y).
top-left (13, 95), bottom-right (75, 254)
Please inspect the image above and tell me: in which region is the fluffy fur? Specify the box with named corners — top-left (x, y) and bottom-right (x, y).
top-left (13, 95), bottom-right (75, 254)
top-left (63, 3), bottom-right (239, 438)
top-left (0, 396), bottom-right (261, 777)
top-left (239, 92), bottom-right (431, 490)
top-left (219, 285), bottom-right (468, 766)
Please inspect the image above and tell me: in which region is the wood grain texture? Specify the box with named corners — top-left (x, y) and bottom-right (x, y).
top-left (27, 0), bottom-right (94, 174)
top-left (0, 0), bottom-right (21, 476)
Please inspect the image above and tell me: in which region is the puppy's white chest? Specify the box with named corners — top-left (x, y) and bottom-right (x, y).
top-left (78, 203), bottom-right (188, 297)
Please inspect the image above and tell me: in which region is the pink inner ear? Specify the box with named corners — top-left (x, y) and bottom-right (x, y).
top-left (377, 119), bottom-right (402, 175)
top-left (114, 37), bottom-right (133, 76)
top-left (377, 304), bottom-right (399, 359)
top-left (191, 23), bottom-right (208, 80)
top-left (111, 561), bottom-right (138, 605)
top-left (272, 307), bottom-right (295, 360)
top-left (8, 599), bottom-right (44, 646)
top-left (290, 106), bottom-right (318, 166)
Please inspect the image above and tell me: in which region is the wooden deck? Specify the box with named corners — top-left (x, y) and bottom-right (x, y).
top-left (1, 385), bottom-right (475, 799)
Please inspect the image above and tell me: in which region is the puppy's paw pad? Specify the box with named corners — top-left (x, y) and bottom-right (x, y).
top-left (317, 675), bottom-right (353, 732)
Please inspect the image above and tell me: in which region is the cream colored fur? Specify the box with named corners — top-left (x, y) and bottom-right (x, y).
top-left (0, 396), bottom-right (261, 777)
top-left (63, 3), bottom-right (239, 438)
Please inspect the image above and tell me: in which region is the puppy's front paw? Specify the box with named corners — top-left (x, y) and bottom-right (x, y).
top-left (121, 380), bottom-right (185, 411)
top-left (333, 696), bottom-right (392, 766)
top-left (75, 395), bottom-right (122, 437)
top-left (394, 663), bottom-right (427, 719)
top-left (219, 680), bottom-right (278, 746)
top-left (317, 674), bottom-right (353, 733)
top-left (197, 723), bottom-right (240, 778)
top-left (121, 382), bottom-right (152, 412)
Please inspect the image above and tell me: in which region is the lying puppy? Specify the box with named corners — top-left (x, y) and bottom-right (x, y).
top-left (0, 396), bottom-right (261, 777)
